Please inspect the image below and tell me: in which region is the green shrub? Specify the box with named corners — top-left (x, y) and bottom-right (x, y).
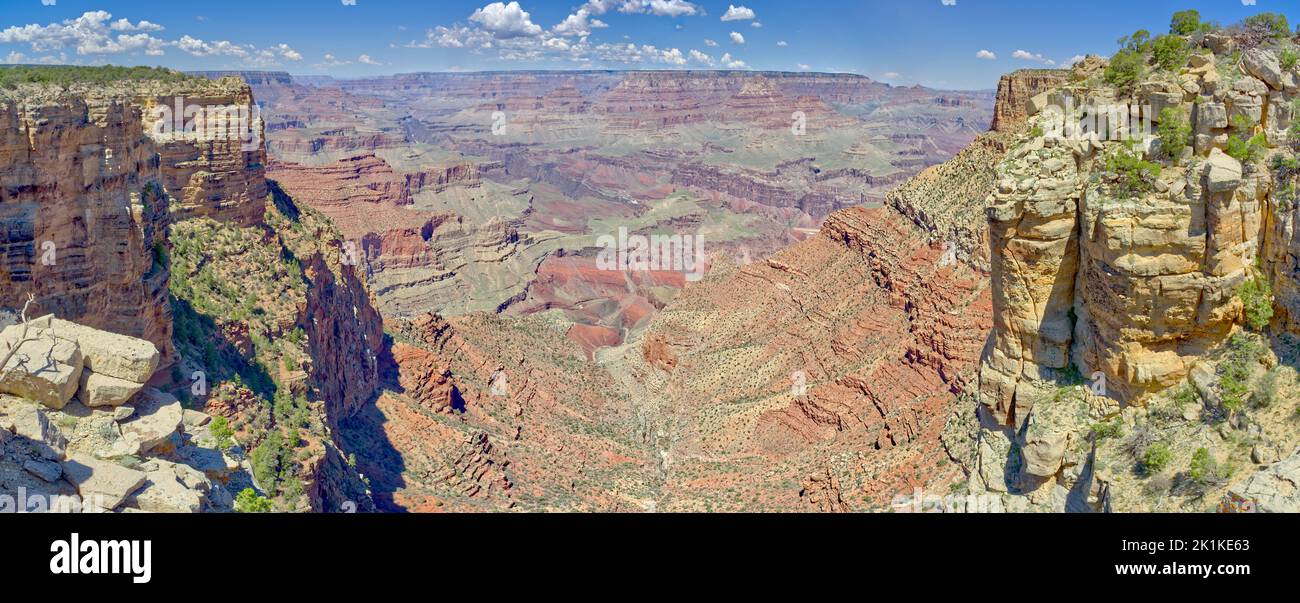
top-left (1283, 48), bottom-right (1300, 71)
top-left (1105, 146), bottom-right (1162, 198)
top-left (1189, 447), bottom-right (1224, 484)
top-left (1218, 333), bottom-right (1265, 413)
top-left (1242, 13), bottom-right (1291, 41)
top-left (1170, 10), bottom-right (1203, 36)
top-left (209, 416), bottom-right (235, 450)
top-left (1254, 368), bottom-right (1280, 408)
top-left (1141, 441), bottom-right (1173, 473)
top-left (1090, 420), bottom-right (1125, 440)
top-left (234, 488), bottom-right (273, 513)
top-left (1226, 132), bottom-right (1268, 163)
top-left (1151, 35), bottom-right (1189, 71)
top-left (1172, 385), bottom-right (1200, 408)
top-left (1157, 107), bottom-right (1191, 159)
top-left (1104, 48), bottom-right (1144, 92)
top-left (250, 431), bottom-right (285, 491)
top-left (1238, 276), bottom-right (1274, 332)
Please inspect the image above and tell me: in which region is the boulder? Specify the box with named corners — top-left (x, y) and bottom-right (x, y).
top-left (61, 454), bottom-right (147, 511)
top-left (77, 370), bottom-right (145, 408)
top-left (1204, 32), bottom-right (1235, 55)
top-left (47, 318), bottom-right (159, 383)
top-left (6, 402), bottom-right (67, 459)
top-left (1242, 48), bottom-right (1284, 90)
top-left (1020, 400), bottom-right (1077, 479)
top-left (1026, 91), bottom-right (1052, 117)
top-left (0, 323), bottom-right (84, 409)
top-left (129, 460), bottom-right (209, 513)
top-left (1204, 148), bottom-right (1242, 193)
top-left (118, 388), bottom-right (183, 454)
top-left (23, 458), bottom-right (63, 482)
top-left (1231, 448), bottom-right (1300, 513)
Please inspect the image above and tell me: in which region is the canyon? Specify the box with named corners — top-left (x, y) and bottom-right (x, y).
top-left (4, 12), bottom-right (1300, 513)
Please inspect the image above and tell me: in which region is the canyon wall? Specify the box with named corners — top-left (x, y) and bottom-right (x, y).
top-left (990, 69), bottom-right (1073, 132)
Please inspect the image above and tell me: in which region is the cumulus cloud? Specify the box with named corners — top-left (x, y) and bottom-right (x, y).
top-left (407, 0), bottom-right (710, 68)
top-left (975, 49), bottom-right (996, 60)
top-left (720, 52), bottom-right (745, 69)
top-left (470, 2), bottom-right (543, 39)
top-left (688, 48), bottom-right (713, 66)
top-left (720, 5), bottom-right (756, 21)
top-left (0, 10), bottom-right (301, 66)
top-left (1011, 49), bottom-right (1055, 65)
top-left (776, 40), bottom-right (788, 47)
top-left (553, 8), bottom-right (608, 37)
top-left (703, 38), bottom-right (718, 47)
top-left (358, 54), bottom-right (383, 65)
top-left (729, 31), bottom-right (744, 45)
top-left (581, 0), bottom-right (701, 18)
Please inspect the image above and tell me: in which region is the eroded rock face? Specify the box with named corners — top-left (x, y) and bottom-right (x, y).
top-left (1, 77), bottom-right (267, 362)
top-left (991, 69), bottom-right (1072, 132)
top-left (977, 45), bottom-right (1291, 424)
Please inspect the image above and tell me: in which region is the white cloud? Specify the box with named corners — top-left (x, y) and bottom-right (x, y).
top-left (776, 40), bottom-right (788, 47)
top-left (358, 54), bottom-right (382, 65)
top-left (975, 49), bottom-right (996, 60)
top-left (721, 5), bottom-right (756, 21)
top-left (1012, 49), bottom-right (1055, 65)
top-left (703, 38), bottom-right (718, 47)
top-left (729, 31), bottom-right (744, 45)
top-left (470, 1), bottom-right (543, 39)
top-left (797, 63), bottom-right (810, 70)
top-left (688, 49), bottom-right (713, 66)
top-left (582, 0), bottom-right (701, 18)
top-left (0, 10), bottom-right (301, 66)
top-left (553, 8), bottom-right (608, 37)
top-left (1065, 54), bottom-right (1087, 66)
top-left (720, 52), bottom-right (745, 69)
top-left (316, 53), bottom-right (352, 68)
top-left (110, 18), bottom-right (163, 32)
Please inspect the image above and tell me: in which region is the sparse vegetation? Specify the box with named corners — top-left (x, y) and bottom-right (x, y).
top-left (1283, 47), bottom-right (1300, 71)
top-left (1238, 274), bottom-right (1275, 332)
top-left (1105, 145), bottom-right (1162, 198)
top-left (1150, 34), bottom-right (1190, 71)
top-left (0, 64), bottom-right (199, 89)
top-left (1240, 13), bottom-right (1291, 44)
top-left (1156, 107), bottom-right (1191, 160)
top-left (1090, 420), bottom-right (1125, 440)
top-left (1169, 10), bottom-right (1215, 36)
top-left (1141, 441), bottom-right (1172, 474)
top-left (1218, 333), bottom-right (1265, 414)
top-left (1103, 48), bottom-right (1144, 93)
top-left (234, 488), bottom-right (273, 513)
top-left (209, 415), bottom-right (235, 450)
top-left (1188, 447), bottom-right (1227, 486)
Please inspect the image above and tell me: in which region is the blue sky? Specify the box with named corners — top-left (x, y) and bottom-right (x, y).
top-left (0, 1), bottom-right (1292, 90)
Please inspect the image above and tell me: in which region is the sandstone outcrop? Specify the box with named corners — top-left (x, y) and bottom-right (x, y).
top-left (1, 316), bottom-right (157, 410)
top-left (991, 69), bottom-right (1072, 132)
top-left (1, 76), bottom-right (268, 362)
